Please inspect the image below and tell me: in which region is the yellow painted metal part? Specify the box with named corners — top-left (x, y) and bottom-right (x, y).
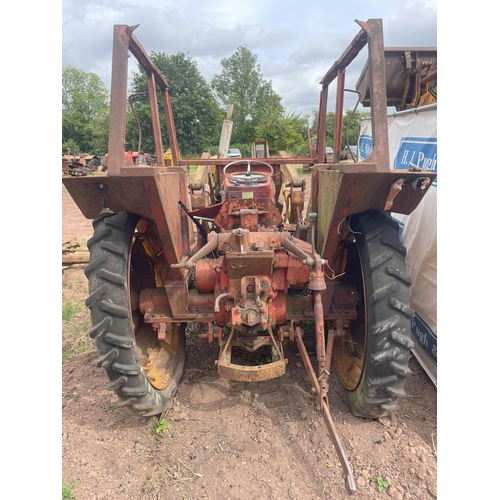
top-left (143, 323), bottom-right (180, 390)
top-left (418, 86), bottom-right (437, 106)
top-left (280, 162), bottom-right (303, 187)
top-left (328, 320), bottom-right (364, 390)
top-left (280, 161), bottom-right (304, 223)
top-left (164, 148), bottom-right (173, 165)
top-left (218, 358), bottom-right (288, 382)
top-left (192, 164), bottom-right (211, 187)
top-left (135, 218), bottom-right (169, 287)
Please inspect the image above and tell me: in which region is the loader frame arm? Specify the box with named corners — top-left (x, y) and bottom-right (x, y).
top-left (311, 19), bottom-right (436, 265)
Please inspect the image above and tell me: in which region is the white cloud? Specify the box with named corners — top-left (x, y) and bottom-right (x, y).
top-left (62, 0), bottom-right (438, 115)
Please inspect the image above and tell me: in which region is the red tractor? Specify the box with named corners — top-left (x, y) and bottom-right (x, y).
top-left (62, 19), bottom-right (436, 494)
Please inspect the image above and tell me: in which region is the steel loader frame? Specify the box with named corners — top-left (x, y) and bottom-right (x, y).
top-left (63, 19), bottom-right (436, 496)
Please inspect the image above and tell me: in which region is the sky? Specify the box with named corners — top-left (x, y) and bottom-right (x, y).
top-left (61, 0), bottom-right (438, 118)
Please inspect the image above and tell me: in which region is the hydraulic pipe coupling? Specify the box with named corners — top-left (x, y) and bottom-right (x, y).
top-left (214, 293), bottom-right (229, 313)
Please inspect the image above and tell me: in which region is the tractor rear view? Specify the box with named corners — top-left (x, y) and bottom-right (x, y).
top-left (62, 19), bottom-right (436, 495)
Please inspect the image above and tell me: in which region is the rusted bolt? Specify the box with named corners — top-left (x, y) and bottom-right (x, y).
top-left (247, 285), bottom-right (254, 293)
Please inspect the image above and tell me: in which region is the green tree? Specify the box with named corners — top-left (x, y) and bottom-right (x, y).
top-left (211, 46), bottom-right (284, 144)
top-left (62, 65), bottom-right (109, 153)
top-left (341, 109), bottom-right (370, 147)
top-left (255, 111), bottom-right (309, 155)
top-left (311, 108), bottom-right (370, 149)
top-left (129, 52), bottom-right (224, 157)
top-left (311, 110), bottom-right (336, 146)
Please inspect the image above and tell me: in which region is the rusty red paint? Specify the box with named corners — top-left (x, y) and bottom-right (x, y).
top-left (314, 292), bottom-right (326, 375)
top-left (214, 198), bottom-right (282, 231)
top-left (195, 259), bottom-right (218, 293)
top-left (272, 268), bottom-right (287, 291)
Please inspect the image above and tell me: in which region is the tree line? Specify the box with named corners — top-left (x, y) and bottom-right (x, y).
top-left (62, 46), bottom-right (369, 158)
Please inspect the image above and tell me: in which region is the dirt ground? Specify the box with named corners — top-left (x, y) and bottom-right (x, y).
top-left (62, 184), bottom-right (437, 500)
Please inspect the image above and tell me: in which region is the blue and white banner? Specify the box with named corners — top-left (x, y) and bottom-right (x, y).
top-left (393, 137), bottom-right (437, 188)
top-left (359, 105), bottom-right (437, 385)
top-left (411, 313), bottom-right (437, 368)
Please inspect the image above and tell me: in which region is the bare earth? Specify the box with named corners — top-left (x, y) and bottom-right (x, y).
top-left (62, 185), bottom-right (437, 500)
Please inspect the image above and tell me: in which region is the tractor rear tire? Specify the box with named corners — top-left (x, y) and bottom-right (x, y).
top-left (85, 211), bottom-right (186, 416)
top-left (331, 210), bottom-right (415, 418)
top-left (86, 158), bottom-right (100, 172)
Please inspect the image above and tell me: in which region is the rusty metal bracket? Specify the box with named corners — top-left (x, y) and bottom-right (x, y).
top-left (216, 326), bottom-right (288, 382)
top-left (384, 178), bottom-right (405, 210)
top-left (157, 323), bottom-right (167, 341)
top-left (384, 176), bottom-right (431, 210)
top-left (95, 183), bottom-right (114, 216)
top-left (217, 355), bottom-right (288, 382)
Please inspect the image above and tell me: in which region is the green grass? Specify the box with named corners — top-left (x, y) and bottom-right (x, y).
top-left (155, 418), bottom-right (170, 437)
top-left (295, 166), bottom-right (310, 177)
top-left (310, 474), bottom-right (329, 496)
top-left (62, 300), bottom-right (76, 321)
top-left (62, 271), bottom-right (94, 360)
top-left (62, 478), bottom-right (76, 499)
top-left (62, 298), bottom-right (93, 359)
top-left (377, 476), bottom-right (389, 492)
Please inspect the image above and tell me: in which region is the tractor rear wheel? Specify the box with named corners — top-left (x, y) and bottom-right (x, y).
top-left (331, 210), bottom-right (415, 418)
top-left (84, 211), bottom-right (186, 416)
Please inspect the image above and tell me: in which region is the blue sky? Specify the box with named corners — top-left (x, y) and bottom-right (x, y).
top-left (62, 0), bottom-right (437, 117)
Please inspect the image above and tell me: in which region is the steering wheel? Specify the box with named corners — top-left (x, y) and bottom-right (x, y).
top-left (223, 160), bottom-right (274, 184)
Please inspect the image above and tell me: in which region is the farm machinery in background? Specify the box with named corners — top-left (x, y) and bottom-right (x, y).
top-left (62, 150), bottom-right (103, 176)
top-left (62, 19), bottom-right (436, 495)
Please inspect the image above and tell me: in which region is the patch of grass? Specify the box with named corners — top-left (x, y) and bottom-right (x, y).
top-left (254, 356), bottom-right (272, 366)
top-left (62, 321), bottom-right (93, 359)
top-left (62, 269), bottom-right (95, 360)
top-left (231, 344), bottom-right (275, 367)
top-left (137, 428), bottom-right (155, 445)
top-left (310, 474), bottom-right (329, 497)
top-left (227, 381), bottom-right (244, 397)
top-left (193, 427), bottom-right (209, 438)
top-left (142, 456), bottom-right (203, 497)
top-left (297, 167), bottom-right (312, 179)
top-left (298, 320), bottom-right (315, 335)
top-left (62, 298), bottom-right (93, 359)
top-left (62, 477), bottom-right (76, 499)
top-left (103, 400), bottom-right (117, 412)
top-left (156, 418), bottom-right (170, 437)
top-left (62, 297), bottom-right (86, 319)
top-left (62, 300), bottom-right (76, 321)
top-left (377, 476), bottom-right (389, 492)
